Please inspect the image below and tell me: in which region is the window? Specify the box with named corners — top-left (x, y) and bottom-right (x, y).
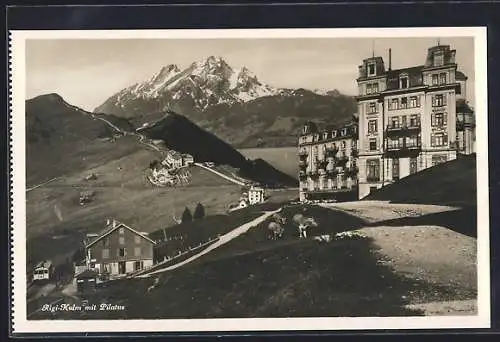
top-left (118, 248), bottom-right (126, 257)
top-left (400, 97), bottom-right (408, 109)
top-left (341, 141), bottom-right (346, 149)
top-left (341, 128), bottom-right (347, 136)
top-left (391, 98), bottom-right (398, 110)
top-left (434, 51), bottom-right (444, 67)
top-left (368, 63), bottom-right (376, 76)
top-left (409, 114), bottom-right (420, 127)
top-left (400, 76), bottom-right (409, 89)
top-left (432, 94), bottom-right (445, 107)
top-left (389, 116), bottom-right (399, 129)
top-left (331, 131), bottom-right (337, 138)
top-left (368, 102), bottom-right (377, 114)
top-left (366, 159), bottom-right (380, 181)
top-left (368, 120), bottom-right (378, 133)
top-left (432, 74), bottom-right (439, 85)
top-left (432, 155), bottom-right (448, 166)
top-left (370, 186), bottom-right (378, 193)
top-left (431, 133), bottom-right (448, 147)
top-left (431, 113), bottom-right (446, 127)
top-left (119, 236), bottom-right (125, 245)
top-left (323, 132), bottom-right (329, 140)
top-left (134, 261), bottom-right (143, 271)
top-left (401, 115), bottom-right (407, 128)
top-left (407, 136), bottom-right (420, 148)
top-left (372, 83), bottom-right (379, 93)
top-left (366, 84), bottom-right (372, 94)
top-left (369, 139), bottom-right (377, 151)
top-left (409, 96), bottom-right (418, 108)
top-left (102, 249), bottom-right (109, 259)
top-left (410, 157), bottom-right (418, 174)
top-left (134, 247), bottom-right (142, 257)
top-left (119, 227), bottom-right (125, 234)
top-left (134, 235), bottom-right (141, 244)
top-left (439, 73), bottom-right (447, 85)
top-left (102, 237), bottom-right (110, 247)
top-left (392, 159), bottom-right (400, 180)
top-left (387, 138), bottom-right (400, 149)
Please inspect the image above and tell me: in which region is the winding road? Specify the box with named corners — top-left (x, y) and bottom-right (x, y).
top-left (193, 163), bottom-right (246, 186)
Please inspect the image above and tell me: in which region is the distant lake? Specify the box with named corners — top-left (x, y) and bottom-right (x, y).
top-left (238, 147), bottom-right (298, 178)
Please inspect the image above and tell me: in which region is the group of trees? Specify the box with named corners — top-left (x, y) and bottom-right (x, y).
top-left (181, 202), bottom-right (206, 223)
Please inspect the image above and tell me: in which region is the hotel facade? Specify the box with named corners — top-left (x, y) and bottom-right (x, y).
top-left (298, 120), bottom-right (359, 202)
top-left (298, 43), bottom-right (475, 201)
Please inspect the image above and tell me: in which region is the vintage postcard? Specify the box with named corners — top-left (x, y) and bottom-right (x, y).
top-left (10, 27), bottom-right (490, 334)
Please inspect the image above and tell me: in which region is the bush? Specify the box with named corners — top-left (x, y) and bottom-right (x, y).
top-left (181, 207), bottom-right (193, 223)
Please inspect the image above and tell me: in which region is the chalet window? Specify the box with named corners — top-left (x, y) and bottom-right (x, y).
top-left (400, 97), bottom-right (408, 109)
top-left (432, 94), bottom-right (445, 107)
top-left (369, 139), bottom-right (377, 151)
top-left (118, 248), bottom-right (126, 257)
top-left (432, 74), bottom-right (439, 85)
top-left (119, 236), bottom-right (125, 245)
top-left (409, 96), bottom-right (418, 108)
top-left (390, 98), bottom-right (398, 110)
top-left (389, 116), bottom-right (399, 129)
top-left (119, 227), bottom-right (125, 234)
top-left (366, 159), bottom-right (380, 181)
top-left (134, 235), bottom-right (141, 244)
top-left (134, 247), bottom-right (142, 257)
top-left (432, 113), bottom-right (446, 127)
top-left (368, 102), bottom-right (377, 114)
top-left (102, 237), bottom-right (110, 247)
top-left (102, 249), bottom-right (109, 259)
top-left (400, 76), bottom-right (409, 89)
top-left (368, 119), bottom-right (378, 133)
top-left (439, 73), bottom-right (447, 85)
top-left (431, 133), bottom-right (448, 147)
top-left (368, 63), bottom-right (376, 76)
top-left (409, 114), bottom-right (420, 127)
top-left (401, 115), bottom-right (407, 128)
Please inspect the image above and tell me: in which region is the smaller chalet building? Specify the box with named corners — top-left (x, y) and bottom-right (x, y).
top-left (248, 186), bottom-right (265, 205)
top-left (84, 219), bottom-right (156, 278)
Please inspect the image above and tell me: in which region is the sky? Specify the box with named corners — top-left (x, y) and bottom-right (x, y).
top-left (26, 37), bottom-right (475, 111)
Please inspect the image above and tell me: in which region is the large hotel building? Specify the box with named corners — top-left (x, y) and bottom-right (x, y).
top-left (298, 43), bottom-right (475, 201)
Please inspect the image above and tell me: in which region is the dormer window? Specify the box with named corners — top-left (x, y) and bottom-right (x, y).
top-left (341, 128), bottom-right (347, 136)
top-left (434, 51), bottom-right (444, 67)
top-left (400, 76), bottom-right (409, 89)
top-left (332, 131), bottom-right (337, 138)
top-left (367, 63), bottom-right (376, 76)
top-left (323, 132), bottom-right (329, 140)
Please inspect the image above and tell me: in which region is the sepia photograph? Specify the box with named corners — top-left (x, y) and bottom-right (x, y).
top-left (10, 27), bottom-right (490, 333)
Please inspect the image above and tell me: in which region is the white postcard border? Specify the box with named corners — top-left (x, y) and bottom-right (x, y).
top-left (10, 27), bottom-right (490, 334)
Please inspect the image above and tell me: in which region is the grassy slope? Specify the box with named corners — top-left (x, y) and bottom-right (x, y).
top-left (364, 155), bottom-right (477, 207)
top-left (239, 147), bottom-right (299, 179)
top-left (26, 141), bottom-right (242, 267)
top-left (39, 205), bottom-right (474, 320)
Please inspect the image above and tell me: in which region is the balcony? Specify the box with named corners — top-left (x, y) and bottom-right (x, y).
top-left (307, 170), bottom-right (319, 178)
top-left (366, 175), bottom-right (380, 182)
top-left (298, 150), bottom-right (308, 159)
top-left (336, 155), bottom-right (349, 167)
top-left (386, 123), bottom-right (421, 137)
top-left (325, 146), bottom-right (339, 158)
top-left (384, 139), bottom-right (422, 158)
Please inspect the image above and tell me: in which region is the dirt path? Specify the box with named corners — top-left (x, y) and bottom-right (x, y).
top-left (319, 201), bottom-right (478, 316)
top-left (137, 208), bottom-right (282, 277)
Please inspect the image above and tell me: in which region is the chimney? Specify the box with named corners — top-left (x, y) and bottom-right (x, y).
top-left (388, 48), bottom-right (392, 71)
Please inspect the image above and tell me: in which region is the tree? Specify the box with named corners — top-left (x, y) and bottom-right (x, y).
top-left (193, 202), bottom-right (205, 220)
top-left (181, 207), bottom-right (193, 223)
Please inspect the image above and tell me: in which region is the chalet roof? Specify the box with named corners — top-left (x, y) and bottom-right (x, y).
top-left (85, 219), bottom-right (156, 248)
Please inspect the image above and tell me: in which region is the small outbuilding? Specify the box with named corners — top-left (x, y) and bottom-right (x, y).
top-left (76, 270), bottom-right (98, 293)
